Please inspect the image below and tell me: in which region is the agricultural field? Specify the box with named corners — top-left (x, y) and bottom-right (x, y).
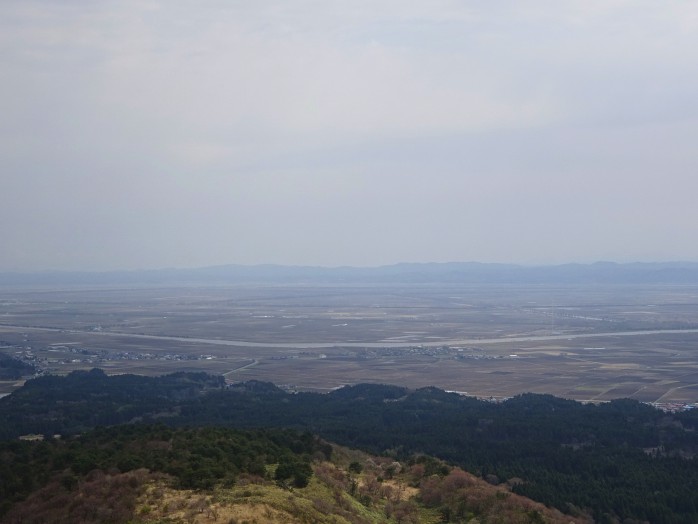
top-left (3, 283), bottom-right (698, 403)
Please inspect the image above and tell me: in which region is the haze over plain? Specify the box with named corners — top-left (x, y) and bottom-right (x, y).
top-left (3, 1), bottom-right (698, 271)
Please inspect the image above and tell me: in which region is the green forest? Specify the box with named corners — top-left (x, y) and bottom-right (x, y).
top-left (3, 370), bottom-right (698, 523)
top-left (1, 425), bottom-right (325, 518)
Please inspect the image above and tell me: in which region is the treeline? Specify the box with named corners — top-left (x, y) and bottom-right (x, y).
top-left (0, 368), bottom-right (224, 438)
top-left (180, 384), bottom-right (698, 523)
top-left (4, 371), bottom-right (698, 522)
top-left (0, 353), bottom-right (35, 380)
top-left (0, 424), bottom-right (328, 520)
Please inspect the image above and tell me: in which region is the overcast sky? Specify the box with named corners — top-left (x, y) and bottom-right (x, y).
top-left (3, 1), bottom-right (698, 271)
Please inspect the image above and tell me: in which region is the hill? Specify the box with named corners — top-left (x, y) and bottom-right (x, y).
top-left (4, 371), bottom-right (698, 522)
top-left (0, 424), bottom-right (587, 524)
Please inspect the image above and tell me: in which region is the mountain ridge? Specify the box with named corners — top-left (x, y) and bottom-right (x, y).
top-left (4, 261), bottom-right (698, 286)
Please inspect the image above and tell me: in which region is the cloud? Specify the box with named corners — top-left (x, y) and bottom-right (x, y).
top-left (2, 1), bottom-right (698, 269)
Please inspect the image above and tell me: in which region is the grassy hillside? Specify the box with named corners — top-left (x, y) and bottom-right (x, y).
top-left (1, 425), bottom-right (587, 524)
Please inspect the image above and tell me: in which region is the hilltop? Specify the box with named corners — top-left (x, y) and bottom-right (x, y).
top-left (3, 370), bottom-right (698, 522)
top-left (1, 424), bottom-right (587, 524)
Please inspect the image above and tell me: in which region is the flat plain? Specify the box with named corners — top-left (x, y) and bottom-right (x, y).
top-left (3, 283), bottom-right (698, 403)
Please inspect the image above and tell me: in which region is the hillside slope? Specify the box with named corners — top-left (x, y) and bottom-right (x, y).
top-left (4, 371), bottom-right (698, 522)
top-left (1, 425), bottom-right (587, 524)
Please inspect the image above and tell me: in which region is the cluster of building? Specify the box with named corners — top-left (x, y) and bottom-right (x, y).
top-left (3, 344), bottom-right (216, 372)
top-left (648, 401), bottom-right (698, 413)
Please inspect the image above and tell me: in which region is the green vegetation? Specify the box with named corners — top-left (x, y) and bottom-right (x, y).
top-left (0, 352), bottom-right (35, 380)
top-left (3, 371), bottom-right (698, 522)
top-left (0, 424), bottom-right (582, 524)
top-left (0, 368), bottom-right (224, 438)
top-left (0, 424), bottom-right (326, 521)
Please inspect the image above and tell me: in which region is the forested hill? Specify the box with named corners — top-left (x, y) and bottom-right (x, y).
top-left (0, 424), bottom-right (587, 524)
top-left (4, 370), bottom-right (698, 522)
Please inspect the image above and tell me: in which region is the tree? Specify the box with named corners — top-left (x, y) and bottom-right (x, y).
top-left (275, 458), bottom-right (312, 488)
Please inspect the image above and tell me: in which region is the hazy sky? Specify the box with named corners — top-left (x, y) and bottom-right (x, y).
top-left (3, 1), bottom-right (698, 271)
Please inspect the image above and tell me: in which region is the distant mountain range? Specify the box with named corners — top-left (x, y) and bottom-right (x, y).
top-left (4, 261), bottom-right (698, 286)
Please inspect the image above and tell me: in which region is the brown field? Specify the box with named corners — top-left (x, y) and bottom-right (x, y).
top-left (3, 283), bottom-right (698, 403)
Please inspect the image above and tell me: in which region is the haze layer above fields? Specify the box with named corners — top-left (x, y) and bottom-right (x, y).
top-left (4, 261), bottom-right (698, 286)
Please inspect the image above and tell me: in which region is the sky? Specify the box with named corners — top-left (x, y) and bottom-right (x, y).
top-left (2, 1), bottom-right (698, 271)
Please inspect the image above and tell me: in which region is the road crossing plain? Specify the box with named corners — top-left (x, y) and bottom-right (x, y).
top-left (3, 283), bottom-right (698, 402)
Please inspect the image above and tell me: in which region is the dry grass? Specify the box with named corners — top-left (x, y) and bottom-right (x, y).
top-left (133, 464), bottom-right (395, 524)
